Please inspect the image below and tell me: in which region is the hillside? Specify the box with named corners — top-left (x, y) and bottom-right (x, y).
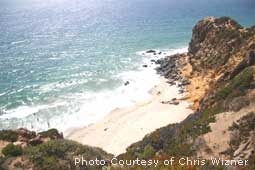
top-left (0, 129), bottom-right (112, 170)
top-left (118, 16), bottom-right (255, 169)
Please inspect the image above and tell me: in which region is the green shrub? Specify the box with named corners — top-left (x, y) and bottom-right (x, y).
top-left (38, 129), bottom-right (61, 139)
top-left (215, 86), bottom-right (232, 99)
top-left (25, 139), bottom-right (111, 170)
top-left (232, 67), bottom-right (254, 88)
top-left (216, 67), bottom-right (254, 100)
top-left (2, 144), bottom-right (23, 157)
top-left (141, 144), bottom-right (155, 159)
top-left (0, 130), bottom-right (18, 142)
top-left (166, 138), bottom-right (194, 157)
top-left (39, 156), bottom-right (64, 170)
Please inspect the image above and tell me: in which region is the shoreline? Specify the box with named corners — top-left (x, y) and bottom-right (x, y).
top-left (66, 77), bottom-right (192, 155)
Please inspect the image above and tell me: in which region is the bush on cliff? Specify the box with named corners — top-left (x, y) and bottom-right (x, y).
top-left (2, 144), bottom-right (23, 157)
top-left (216, 66), bottom-right (254, 100)
top-left (0, 130), bottom-right (18, 142)
top-left (141, 144), bottom-right (155, 159)
top-left (25, 139), bottom-right (112, 170)
top-left (38, 128), bottom-right (62, 139)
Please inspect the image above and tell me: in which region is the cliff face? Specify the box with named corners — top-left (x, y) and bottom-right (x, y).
top-left (118, 17), bottom-right (255, 169)
top-left (186, 17), bottom-right (255, 165)
top-left (189, 17), bottom-right (253, 71)
top-left (189, 17), bottom-right (255, 112)
top-left (184, 17), bottom-right (255, 110)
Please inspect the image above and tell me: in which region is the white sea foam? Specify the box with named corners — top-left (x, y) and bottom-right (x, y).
top-left (136, 46), bottom-right (188, 58)
top-left (0, 101), bottom-right (67, 119)
top-left (39, 79), bottom-right (89, 93)
top-left (0, 105), bottom-right (46, 119)
top-left (0, 92), bottom-right (7, 97)
top-left (10, 40), bottom-right (28, 45)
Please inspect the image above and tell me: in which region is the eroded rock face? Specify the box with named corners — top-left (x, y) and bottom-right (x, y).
top-left (188, 16), bottom-right (254, 73)
top-left (186, 16), bottom-right (255, 111)
top-left (189, 17), bottom-right (242, 55)
top-left (122, 17), bottom-right (255, 166)
top-left (189, 17), bottom-right (216, 55)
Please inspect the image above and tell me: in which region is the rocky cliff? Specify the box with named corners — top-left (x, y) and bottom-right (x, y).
top-left (118, 17), bottom-right (255, 169)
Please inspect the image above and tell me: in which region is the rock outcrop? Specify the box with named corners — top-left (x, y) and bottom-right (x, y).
top-left (118, 17), bottom-right (255, 169)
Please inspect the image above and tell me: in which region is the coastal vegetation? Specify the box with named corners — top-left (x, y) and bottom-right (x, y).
top-left (0, 129), bottom-right (112, 170)
top-left (215, 67), bottom-right (254, 100)
top-left (38, 128), bottom-right (63, 139)
top-left (0, 130), bottom-right (18, 142)
top-left (2, 144), bottom-right (23, 157)
top-left (25, 140), bottom-right (111, 170)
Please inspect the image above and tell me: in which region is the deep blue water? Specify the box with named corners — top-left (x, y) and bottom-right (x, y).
top-left (0, 0), bottom-right (254, 132)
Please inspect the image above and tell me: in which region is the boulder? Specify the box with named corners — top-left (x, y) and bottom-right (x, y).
top-left (179, 89), bottom-right (185, 94)
top-left (171, 101), bottom-right (180, 105)
top-left (146, 50), bottom-right (156, 53)
top-left (124, 81), bottom-right (130, 86)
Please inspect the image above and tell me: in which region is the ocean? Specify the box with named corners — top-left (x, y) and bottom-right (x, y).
top-left (0, 0), bottom-right (254, 133)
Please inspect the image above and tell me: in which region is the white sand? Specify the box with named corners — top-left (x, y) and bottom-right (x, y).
top-left (67, 78), bottom-right (192, 155)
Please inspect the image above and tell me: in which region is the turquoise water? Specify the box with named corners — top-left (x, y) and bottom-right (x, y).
top-left (0, 0), bottom-right (254, 132)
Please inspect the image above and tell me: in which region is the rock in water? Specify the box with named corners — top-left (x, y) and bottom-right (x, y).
top-left (124, 81), bottom-right (130, 86)
top-left (146, 49), bottom-right (156, 53)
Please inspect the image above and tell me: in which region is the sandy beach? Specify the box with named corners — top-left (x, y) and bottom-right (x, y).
top-left (67, 78), bottom-right (192, 155)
